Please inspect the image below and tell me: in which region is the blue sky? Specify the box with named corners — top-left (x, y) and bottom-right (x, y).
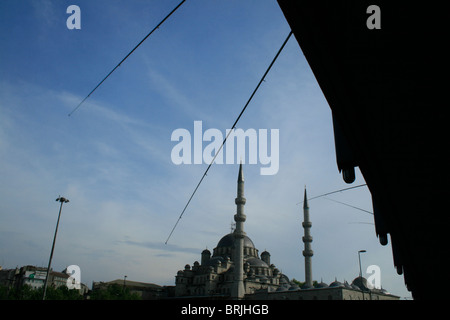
top-left (0, 0), bottom-right (411, 298)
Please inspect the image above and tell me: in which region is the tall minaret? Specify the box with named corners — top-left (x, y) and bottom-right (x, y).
top-left (232, 163), bottom-right (246, 299)
top-left (302, 187), bottom-right (314, 288)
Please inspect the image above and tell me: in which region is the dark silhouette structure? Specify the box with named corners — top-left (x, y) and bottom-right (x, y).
top-left (277, 1), bottom-right (448, 299)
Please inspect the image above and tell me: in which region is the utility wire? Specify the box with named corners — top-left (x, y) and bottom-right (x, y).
top-left (68, 0), bottom-right (187, 117)
top-left (348, 222), bottom-right (374, 225)
top-left (165, 31), bottom-right (293, 244)
top-left (323, 196), bottom-right (373, 215)
top-left (297, 184), bottom-right (367, 205)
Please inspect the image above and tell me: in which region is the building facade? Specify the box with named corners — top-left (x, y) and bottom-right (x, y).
top-left (174, 164), bottom-right (289, 298)
top-left (0, 265), bottom-right (88, 295)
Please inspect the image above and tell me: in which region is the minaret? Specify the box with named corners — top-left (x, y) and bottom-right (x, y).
top-left (302, 187), bottom-right (313, 288)
top-left (232, 163), bottom-right (246, 299)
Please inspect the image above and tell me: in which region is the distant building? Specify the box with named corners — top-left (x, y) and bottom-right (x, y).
top-left (0, 265), bottom-right (88, 295)
top-left (92, 279), bottom-right (168, 300)
top-left (173, 165), bottom-right (400, 300)
top-left (248, 276), bottom-right (399, 300)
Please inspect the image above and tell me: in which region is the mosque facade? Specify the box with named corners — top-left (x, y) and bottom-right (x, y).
top-left (175, 164), bottom-right (288, 298)
top-left (174, 164), bottom-right (400, 300)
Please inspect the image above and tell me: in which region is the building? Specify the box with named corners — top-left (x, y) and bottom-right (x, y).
top-left (248, 276), bottom-right (399, 300)
top-left (0, 265), bottom-right (52, 291)
top-left (0, 265), bottom-right (88, 295)
top-left (92, 279), bottom-right (168, 300)
top-left (173, 164), bottom-right (399, 300)
top-left (175, 164), bottom-right (288, 299)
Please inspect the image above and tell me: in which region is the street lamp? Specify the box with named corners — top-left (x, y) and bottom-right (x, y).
top-left (358, 250), bottom-right (367, 300)
top-left (42, 196), bottom-right (69, 300)
top-left (358, 250), bottom-right (366, 278)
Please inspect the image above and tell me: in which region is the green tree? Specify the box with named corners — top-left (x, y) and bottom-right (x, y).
top-left (0, 284), bottom-right (83, 300)
top-left (291, 278), bottom-right (318, 288)
top-left (43, 285), bottom-right (83, 300)
top-left (90, 283), bottom-right (141, 300)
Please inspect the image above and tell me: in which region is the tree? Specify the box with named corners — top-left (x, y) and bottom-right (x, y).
top-left (291, 278), bottom-right (318, 288)
top-left (0, 284), bottom-right (83, 300)
top-left (90, 283), bottom-right (141, 300)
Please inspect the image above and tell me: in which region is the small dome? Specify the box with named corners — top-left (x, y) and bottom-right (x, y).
top-left (246, 257), bottom-right (269, 268)
top-left (351, 276), bottom-right (370, 291)
top-left (279, 274), bottom-right (290, 284)
top-left (329, 278), bottom-right (345, 288)
top-left (261, 250), bottom-right (270, 257)
top-left (301, 283), bottom-right (313, 289)
top-left (202, 248), bottom-right (211, 255)
top-left (315, 281), bottom-right (329, 288)
top-left (276, 285), bottom-right (289, 292)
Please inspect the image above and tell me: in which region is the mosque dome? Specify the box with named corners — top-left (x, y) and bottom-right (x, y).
top-left (351, 276), bottom-right (370, 291)
top-left (301, 283), bottom-right (314, 289)
top-left (329, 278), bottom-right (345, 288)
top-left (216, 233), bottom-right (255, 249)
top-left (279, 274), bottom-right (290, 285)
top-left (315, 281), bottom-right (329, 288)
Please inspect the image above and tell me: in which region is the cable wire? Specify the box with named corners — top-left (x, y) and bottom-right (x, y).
top-left (296, 184), bottom-right (367, 205)
top-left (323, 196), bottom-right (373, 215)
top-left (68, 0), bottom-right (187, 117)
top-left (165, 30), bottom-right (293, 244)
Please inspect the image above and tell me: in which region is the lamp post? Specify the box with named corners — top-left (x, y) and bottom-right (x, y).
top-left (42, 196), bottom-right (69, 300)
top-left (358, 250), bottom-right (366, 300)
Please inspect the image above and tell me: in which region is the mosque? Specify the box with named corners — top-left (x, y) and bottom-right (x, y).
top-left (174, 164), bottom-right (399, 300)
